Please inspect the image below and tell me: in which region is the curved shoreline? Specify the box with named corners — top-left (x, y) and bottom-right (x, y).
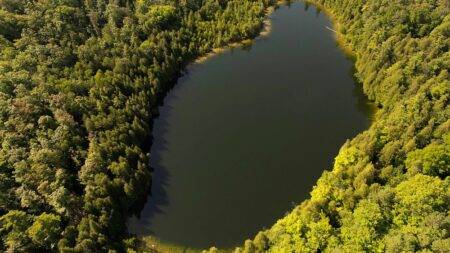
top-left (194, 3), bottom-right (279, 64)
top-left (134, 3), bottom-right (284, 252)
top-left (136, 1), bottom-right (375, 252)
top-left (304, 0), bottom-right (354, 57)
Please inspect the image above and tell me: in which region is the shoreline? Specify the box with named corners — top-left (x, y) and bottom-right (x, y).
top-left (135, 1), bottom-right (378, 252)
top-left (304, 0), bottom-right (355, 58)
top-left (139, 236), bottom-right (236, 253)
top-left (135, 3), bottom-right (284, 253)
top-left (305, 0), bottom-right (379, 120)
top-left (194, 3), bottom-right (281, 64)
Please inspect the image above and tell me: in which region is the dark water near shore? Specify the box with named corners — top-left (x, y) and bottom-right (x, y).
top-left (128, 2), bottom-right (372, 249)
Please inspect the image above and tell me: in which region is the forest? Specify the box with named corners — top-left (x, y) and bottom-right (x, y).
top-left (0, 0), bottom-right (448, 252)
top-left (0, 0), bottom-right (274, 252)
top-left (222, 0), bottom-right (450, 252)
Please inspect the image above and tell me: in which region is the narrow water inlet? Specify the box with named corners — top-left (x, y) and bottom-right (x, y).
top-left (128, 1), bottom-right (373, 249)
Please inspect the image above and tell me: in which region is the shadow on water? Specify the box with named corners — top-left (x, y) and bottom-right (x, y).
top-left (304, 2), bottom-right (310, 11)
top-left (129, 71), bottom-right (197, 235)
top-left (331, 34), bottom-right (376, 124)
top-left (315, 7), bottom-right (321, 17)
top-left (351, 73), bottom-right (378, 123)
top-left (129, 115), bottom-right (171, 235)
top-left (241, 42), bottom-right (254, 52)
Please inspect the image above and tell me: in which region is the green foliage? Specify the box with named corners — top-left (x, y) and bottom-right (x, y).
top-left (137, 4), bottom-right (177, 32)
top-left (340, 200), bottom-right (385, 252)
top-left (1, 0), bottom-right (448, 252)
top-left (27, 213), bottom-right (62, 249)
top-left (405, 134), bottom-right (450, 176)
top-left (235, 0), bottom-right (450, 252)
top-left (0, 0), bottom-right (272, 252)
top-left (0, 211), bottom-right (32, 251)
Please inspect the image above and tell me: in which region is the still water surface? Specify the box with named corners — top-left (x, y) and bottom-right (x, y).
top-left (128, 2), bottom-right (372, 248)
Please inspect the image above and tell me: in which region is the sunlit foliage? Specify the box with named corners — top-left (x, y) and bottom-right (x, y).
top-left (230, 0), bottom-right (449, 252)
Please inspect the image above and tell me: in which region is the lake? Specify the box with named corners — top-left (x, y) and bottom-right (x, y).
top-left (128, 1), bottom-right (372, 249)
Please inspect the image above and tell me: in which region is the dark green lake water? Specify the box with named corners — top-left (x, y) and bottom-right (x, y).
top-left (128, 1), bottom-right (372, 249)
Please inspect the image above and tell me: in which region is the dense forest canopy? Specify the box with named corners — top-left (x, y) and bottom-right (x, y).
top-left (0, 0), bottom-right (274, 251)
top-left (0, 0), bottom-right (448, 252)
top-left (224, 0), bottom-right (450, 252)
